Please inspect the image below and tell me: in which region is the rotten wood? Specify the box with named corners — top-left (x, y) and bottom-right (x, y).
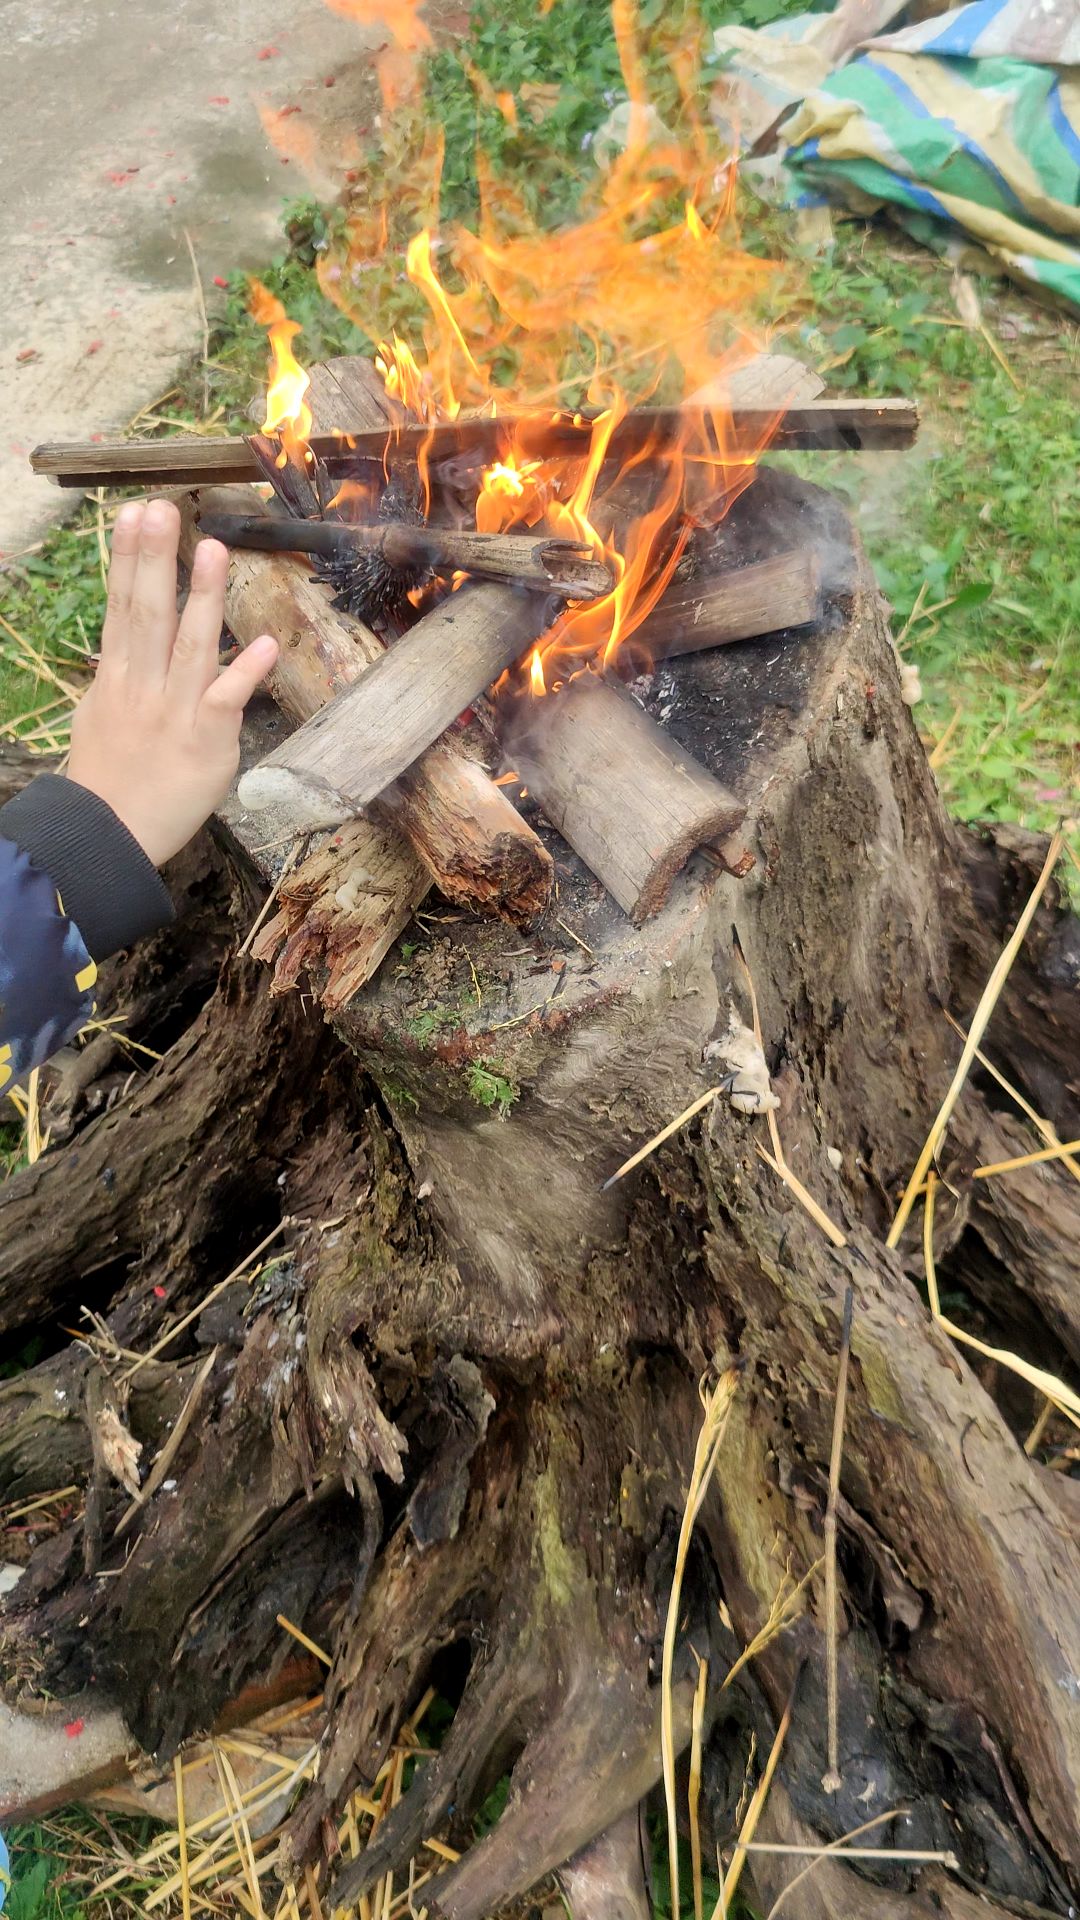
top-left (501, 673), bottom-right (745, 921)
top-left (196, 513), bottom-right (614, 601)
top-left (236, 580), bottom-right (557, 822)
top-left (637, 548), bottom-right (822, 657)
top-left (30, 396), bottom-right (919, 489)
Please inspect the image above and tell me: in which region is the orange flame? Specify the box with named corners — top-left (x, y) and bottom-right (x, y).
top-left (302, 0), bottom-right (789, 690)
top-left (248, 279), bottom-right (313, 463)
top-left (322, 0), bottom-right (430, 107)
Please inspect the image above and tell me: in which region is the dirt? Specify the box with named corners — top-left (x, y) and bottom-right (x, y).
top-left (2, 0), bottom-right (394, 558)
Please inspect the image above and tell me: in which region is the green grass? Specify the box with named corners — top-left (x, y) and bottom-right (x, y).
top-left (770, 225), bottom-right (1080, 831)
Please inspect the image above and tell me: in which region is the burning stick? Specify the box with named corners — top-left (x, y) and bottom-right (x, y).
top-left (236, 581), bottom-right (558, 822)
top-left (501, 674), bottom-right (745, 922)
top-left (639, 549), bottom-right (822, 657)
top-left (196, 514), bottom-right (614, 603)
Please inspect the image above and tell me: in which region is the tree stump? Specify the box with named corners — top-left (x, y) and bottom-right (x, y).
top-left (2, 469), bottom-right (1080, 1918)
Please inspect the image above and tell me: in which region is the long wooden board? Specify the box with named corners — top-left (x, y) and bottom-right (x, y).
top-left (30, 397), bottom-right (919, 489)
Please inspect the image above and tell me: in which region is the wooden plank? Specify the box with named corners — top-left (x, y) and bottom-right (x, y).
top-left (30, 396), bottom-right (919, 488)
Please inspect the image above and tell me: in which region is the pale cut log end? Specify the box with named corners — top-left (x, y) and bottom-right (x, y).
top-left (235, 765), bottom-right (354, 829)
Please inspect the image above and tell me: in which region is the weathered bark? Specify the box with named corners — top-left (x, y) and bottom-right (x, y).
top-left (2, 467), bottom-right (1079, 1920)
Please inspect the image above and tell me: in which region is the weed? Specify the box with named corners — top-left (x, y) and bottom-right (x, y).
top-left (465, 1061), bottom-right (518, 1116)
top-left (380, 1078), bottom-right (420, 1110)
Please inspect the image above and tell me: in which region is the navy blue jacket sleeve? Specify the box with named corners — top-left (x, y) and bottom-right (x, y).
top-left (0, 775), bottom-right (174, 1095)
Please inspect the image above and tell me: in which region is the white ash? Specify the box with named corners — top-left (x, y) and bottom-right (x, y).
top-left (704, 1008), bottom-right (780, 1114)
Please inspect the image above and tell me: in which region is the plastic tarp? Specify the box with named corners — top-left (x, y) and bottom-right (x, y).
top-left (779, 0), bottom-right (1080, 308)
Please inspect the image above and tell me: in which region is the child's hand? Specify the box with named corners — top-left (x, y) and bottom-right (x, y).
top-left (68, 498), bottom-right (278, 867)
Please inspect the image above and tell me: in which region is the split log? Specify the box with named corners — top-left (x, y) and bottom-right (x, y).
top-left (236, 581), bottom-right (557, 821)
top-left (5, 464), bottom-right (1080, 1920)
top-left (29, 396), bottom-right (919, 489)
top-left (500, 673), bottom-right (745, 920)
top-left (637, 547), bottom-right (822, 657)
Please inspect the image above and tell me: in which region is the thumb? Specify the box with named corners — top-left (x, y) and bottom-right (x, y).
top-left (199, 636), bottom-right (279, 737)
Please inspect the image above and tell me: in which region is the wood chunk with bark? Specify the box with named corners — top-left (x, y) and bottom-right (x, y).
top-left (2, 466), bottom-right (1080, 1920)
top-left (501, 673), bottom-right (745, 920)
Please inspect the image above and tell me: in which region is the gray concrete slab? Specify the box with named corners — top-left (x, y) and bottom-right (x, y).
top-left (1, 0), bottom-right (390, 555)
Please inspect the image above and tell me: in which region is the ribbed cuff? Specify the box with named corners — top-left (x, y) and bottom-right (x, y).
top-left (0, 774), bottom-right (174, 961)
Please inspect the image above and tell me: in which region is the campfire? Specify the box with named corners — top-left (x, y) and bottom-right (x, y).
top-left (36, 231), bottom-right (916, 999)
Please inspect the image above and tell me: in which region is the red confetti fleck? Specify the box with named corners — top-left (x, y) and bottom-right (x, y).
top-left (278, 104), bottom-right (301, 117)
top-left (280, 157), bottom-right (290, 164)
top-left (258, 46), bottom-right (281, 58)
top-left (91, 432), bottom-right (103, 443)
top-left (65, 1719), bottom-right (85, 1739)
top-left (16, 348), bottom-right (37, 362)
top-left (167, 196), bottom-right (176, 205)
top-left (325, 75), bottom-right (335, 85)
top-left (213, 274), bottom-right (228, 288)
top-left (86, 340), bottom-right (103, 355)
top-left (154, 1285), bottom-right (167, 1298)
top-left (107, 171), bottom-right (136, 186)
top-left (209, 96), bottom-right (230, 105)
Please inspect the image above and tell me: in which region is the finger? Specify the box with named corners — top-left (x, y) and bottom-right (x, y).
top-left (167, 536), bottom-right (231, 716)
top-left (99, 501), bottom-right (146, 667)
top-left (197, 635), bottom-right (279, 744)
top-left (126, 497), bottom-right (183, 686)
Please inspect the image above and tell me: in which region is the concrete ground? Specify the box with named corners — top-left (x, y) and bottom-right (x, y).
top-left (2, 0), bottom-right (394, 557)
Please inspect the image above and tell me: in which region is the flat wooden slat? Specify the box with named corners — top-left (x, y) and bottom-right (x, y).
top-left (31, 397), bottom-right (919, 488)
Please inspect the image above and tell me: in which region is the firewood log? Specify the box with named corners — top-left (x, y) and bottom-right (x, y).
top-left (500, 673), bottom-right (745, 920)
top-left (181, 494), bottom-right (552, 945)
top-left (638, 548), bottom-right (822, 658)
top-left (196, 514), bottom-right (614, 601)
top-left (236, 580), bottom-right (557, 822)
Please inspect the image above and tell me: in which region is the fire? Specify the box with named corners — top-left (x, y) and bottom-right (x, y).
top-left (275, 0), bottom-right (792, 691)
top-left (375, 334), bottom-right (437, 421)
top-left (248, 279), bottom-right (313, 464)
top-left (476, 458), bottom-right (545, 535)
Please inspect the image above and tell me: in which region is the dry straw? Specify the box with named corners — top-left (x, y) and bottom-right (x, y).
top-left (923, 1171), bottom-right (1080, 1428)
top-left (887, 828), bottom-right (1063, 1247)
top-left (688, 1654), bottom-right (709, 1920)
top-left (662, 1367), bottom-right (741, 1920)
top-left (941, 1008), bottom-right (1080, 1192)
top-left (709, 1689), bottom-right (793, 1919)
